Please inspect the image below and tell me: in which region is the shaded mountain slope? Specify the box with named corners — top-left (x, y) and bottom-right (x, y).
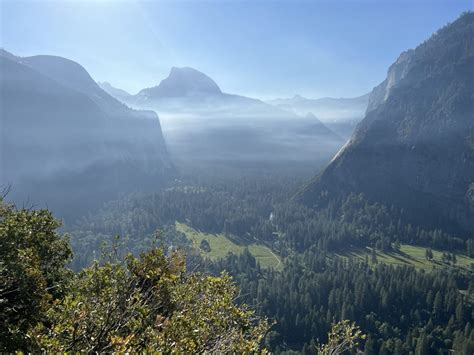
top-left (98, 81), bottom-right (132, 103)
top-left (298, 113), bottom-right (343, 141)
top-left (21, 54), bottom-right (152, 119)
top-left (297, 12), bottom-right (474, 234)
top-left (0, 50), bottom-right (173, 218)
top-left (267, 93), bottom-right (369, 138)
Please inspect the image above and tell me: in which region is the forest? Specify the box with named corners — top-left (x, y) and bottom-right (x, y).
top-left (1, 196), bottom-right (371, 353)
top-left (62, 165), bottom-right (474, 353)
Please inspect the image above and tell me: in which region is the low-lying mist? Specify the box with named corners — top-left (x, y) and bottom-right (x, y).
top-left (158, 114), bottom-right (344, 164)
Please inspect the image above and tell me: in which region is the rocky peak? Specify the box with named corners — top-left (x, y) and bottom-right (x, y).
top-left (298, 12), bottom-right (474, 234)
top-left (139, 67), bottom-right (222, 99)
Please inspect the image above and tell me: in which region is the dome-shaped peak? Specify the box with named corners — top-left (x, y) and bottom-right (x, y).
top-left (22, 55), bottom-right (96, 92)
top-left (148, 67), bottom-right (222, 97)
top-left (169, 66), bottom-right (204, 75)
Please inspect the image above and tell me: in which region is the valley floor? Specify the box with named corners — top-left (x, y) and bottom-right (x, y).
top-left (177, 221), bottom-right (473, 273)
top-left (175, 222), bottom-right (282, 269)
top-left (337, 245), bottom-right (474, 271)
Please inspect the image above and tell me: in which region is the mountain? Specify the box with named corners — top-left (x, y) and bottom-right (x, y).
top-left (266, 94), bottom-right (369, 120)
top-left (102, 67), bottom-right (345, 166)
top-left (267, 94), bottom-right (370, 138)
top-left (122, 67), bottom-right (297, 120)
top-left (297, 12), bottom-right (474, 234)
top-left (137, 66), bottom-right (222, 99)
top-left (0, 48), bottom-right (17, 61)
top-left (298, 113), bottom-right (343, 141)
top-left (0, 49), bottom-right (173, 217)
top-left (98, 81), bottom-right (132, 103)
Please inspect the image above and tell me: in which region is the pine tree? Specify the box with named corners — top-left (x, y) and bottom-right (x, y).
top-left (394, 240), bottom-right (401, 251)
top-left (425, 248), bottom-right (433, 261)
top-left (415, 332), bottom-right (429, 355)
top-left (371, 248), bottom-right (378, 265)
top-left (433, 291), bottom-right (443, 315)
top-left (456, 300), bottom-right (464, 323)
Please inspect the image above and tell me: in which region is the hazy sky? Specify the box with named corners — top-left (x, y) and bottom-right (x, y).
top-left (1, 0), bottom-right (471, 99)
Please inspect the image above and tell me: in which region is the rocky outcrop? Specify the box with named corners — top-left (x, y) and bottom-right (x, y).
top-left (298, 12), bottom-right (474, 235)
top-left (136, 67), bottom-right (222, 100)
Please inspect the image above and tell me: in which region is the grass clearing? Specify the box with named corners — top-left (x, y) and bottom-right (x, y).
top-left (340, 244), bottom-right (474, 271)
top-left (176, 222), bottom-right (472, 273)
top-left (175, 222), bottom-right (281, 269)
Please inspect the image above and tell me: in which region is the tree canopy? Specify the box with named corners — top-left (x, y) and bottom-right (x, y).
top-left (0, 199), bottom-right (268, 352)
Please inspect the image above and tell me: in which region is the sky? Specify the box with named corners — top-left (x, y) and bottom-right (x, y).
top-left (1, 0), bottom-right (472, 99)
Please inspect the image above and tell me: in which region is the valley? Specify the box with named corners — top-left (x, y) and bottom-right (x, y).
top-left (175, 222), bottom-right (281, 269)
top-left (339, 245), bottom-right (474, 272)
top-left (1, 4), bottom-right (473, 354)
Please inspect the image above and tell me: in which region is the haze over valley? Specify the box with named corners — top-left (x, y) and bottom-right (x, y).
top-left (1, 1), bottom-right (473, 353)
top-left (100, 66), bottom-right (351, 167)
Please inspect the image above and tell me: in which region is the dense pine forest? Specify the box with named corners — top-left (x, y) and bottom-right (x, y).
top-left (62, 165), bottom-right (473, 353)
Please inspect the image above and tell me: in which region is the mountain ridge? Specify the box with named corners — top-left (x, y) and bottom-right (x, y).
top-left (119, 66), bottom-right (299, 120)
top-left (98, 81), bottom-right (132, 102)
top-left (99, 66), bottom-right (346, 165)
top-left (0, 49), bottom-right (173, 216)
top-left (266, 93), bottom-right (370, 138)
top-left (297, 12), bottom-right (474, 234)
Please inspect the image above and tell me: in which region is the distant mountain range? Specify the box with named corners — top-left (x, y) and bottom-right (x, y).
top-left (101, 67), bottom-right (368, 137)
top-left (104, 66), bottom-right (301, 120)
top-left (266, 94), bottom-right (369, 121)
top-left (101, 67), bottom-right (346, 165)
top-left (266, 94), bottom-right (370, 138)
top-left (0, 49), bottom-right (173, 216)
top-left (298, 12), bottom-right (474, 235)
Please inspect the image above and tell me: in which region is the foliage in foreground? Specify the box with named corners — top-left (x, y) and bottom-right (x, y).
top-left (0, 200), bottom-right (268, 352)
top-left (0, 201), bottom-right (72, 350)
top-left (33, 251), bottom-right (268, 353)
top-left (0, 197), bottom-right (394, 353)
top-left (317, 320), bottom-right (365, 355)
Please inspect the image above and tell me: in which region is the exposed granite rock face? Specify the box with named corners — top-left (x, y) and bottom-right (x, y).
top-left (298, 13), bottom-right (474, 234)
top-left (366, 49), bottom-right (414, 112)
top-left (136, 67), bottom-right (222, 100)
